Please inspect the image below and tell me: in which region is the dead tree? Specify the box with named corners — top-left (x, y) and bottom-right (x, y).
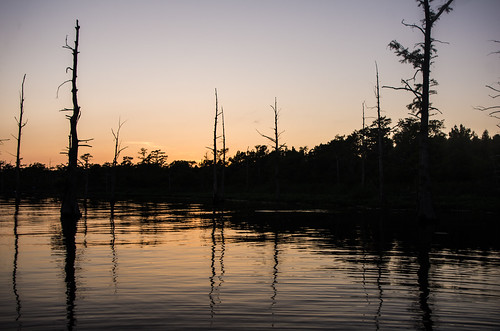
top-left (258, 97), bottom-right (284, 200)
top-left (375, 63), bottom-right (385, 205)
top-left (59, 20), bottom-right (91, 219)
top-left (112, 118), bottom-right (127, 167)
top-left (220, 106), bottom-right (226, 200)
top-left (475, 40), bottom-right (500, 129)
top-left (383, 0), bottom-right (454, 221)
top-left (80, 153), bottom-right (92, 201)
top-left (211, 88), bottom-right (222, 203)
top-left (14, 74), bottom-right (27, 203)
top-left (110, 118), bottom-right (127, 205)
top-left (361, 101), bottom-right (366, 188)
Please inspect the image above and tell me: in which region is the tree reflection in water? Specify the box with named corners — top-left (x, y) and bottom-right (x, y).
top-left (110, 206), bottom-right (118, 293)
top-left (209, 209), bottom-right (226, 322)
top-left (61, 217), bottom-right (78, 331)
top-left (13, 206), bottom-right (21, 325)
top-left (4, 201), bottom-right (498, 329)
top-left (417, 222), bottom-right (435, 331)
top-left (271, 231), bottom-right (279, 328)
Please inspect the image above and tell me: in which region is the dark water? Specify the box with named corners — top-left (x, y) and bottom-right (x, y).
top-left (1, 199), bottom-right (499, 330)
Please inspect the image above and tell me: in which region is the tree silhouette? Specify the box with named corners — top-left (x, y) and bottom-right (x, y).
top-left (110, 119), bottom-right (127, 205)
top-left (220, 106), bottom-right (227, 200)
top-left (257, 97), bottom-right (284, 200)
top-left (80, 153), bottom-right (92, 200)
top-left (384, 0), bottom-right (454, 221)
top-left (475, 40), bottom-right (500, 129)
top-left (374, 63), bottom-right (385, 205)
top-left (361, 101), bottom-right (367, 188)
top-left (59, 20), bottom-right (91, 219)
top-left (14, 74), bottom-right (27, 203)
top-left (112, 118), bottom-right (127, 167)
top-left (211, 88), bottom-right (222, 203)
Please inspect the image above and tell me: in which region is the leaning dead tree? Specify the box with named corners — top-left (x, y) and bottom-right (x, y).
top-left (59, 20), bottom-right (91, 219)
top-left (258, 97), bottom-right (285, 200)
top-left (14, 74), bottom-right (27, 202)
top-left (384, 0), bottom-right (454, 221)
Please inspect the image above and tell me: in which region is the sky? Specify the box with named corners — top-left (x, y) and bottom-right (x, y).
top-left (1, 0), bottom-right (499, 166)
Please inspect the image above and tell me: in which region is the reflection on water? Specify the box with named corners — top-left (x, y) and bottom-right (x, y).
top-left (0, 199), bottom-right (499, 330)
top-left (61, 218), bottom-right (77, 330)
top-left (12, 207), bottom-right (21, 325)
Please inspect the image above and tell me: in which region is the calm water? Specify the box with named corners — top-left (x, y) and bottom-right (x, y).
top-left (0, 199), bottom-right (499, 330)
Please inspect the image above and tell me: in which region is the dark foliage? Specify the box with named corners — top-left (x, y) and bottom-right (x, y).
top-left (1, 119), bottom-right (499, 211)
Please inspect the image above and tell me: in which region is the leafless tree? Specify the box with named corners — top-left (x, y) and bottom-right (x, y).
top-left (112, 118), bottom-right (127, 167)
top-left (211, 88), bottom-right (222, 203)
top-left (59, 20), bottom-right (91, 219)
top-left (375, 63), bottom-right (385, 205)
top-left (361, 101), bottom-right (366, 188)
top-left (110, 118), bottom-right (127, 205)
top-left (258, 97), bottom-right (285, 200)
top-left (220, 106), bottom-right (227, 200)
top-left (475, 40), bottom-right (500, 129)
top-left (383, 0), bottom-right (454, 221)
top-left (14, 74), bottom-right (27, 203)
top-left (80, 152), bottom-right (92, 200)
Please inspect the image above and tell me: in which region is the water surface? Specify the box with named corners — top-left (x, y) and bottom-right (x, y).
top-left (1, 199), bottom-right (499, 330)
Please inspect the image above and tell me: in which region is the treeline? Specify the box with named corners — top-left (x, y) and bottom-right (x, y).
top-left (1, 117), bottom-right (499, 209)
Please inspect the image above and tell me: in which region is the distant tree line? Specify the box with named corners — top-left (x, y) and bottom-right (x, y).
top-left (1, 118), bottom-right (499, 210)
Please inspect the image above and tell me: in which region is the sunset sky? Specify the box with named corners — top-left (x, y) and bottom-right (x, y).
top-left (1, 0), bottom-right (499, 166)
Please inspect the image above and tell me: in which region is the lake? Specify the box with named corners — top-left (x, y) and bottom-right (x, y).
top-left (1, 199), bottom-right (499, 330)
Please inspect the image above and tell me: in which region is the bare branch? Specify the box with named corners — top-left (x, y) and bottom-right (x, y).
top-left (402, 19), bottom-right (425, 35)
top-left (486, 84), bottom-right (500, 95)
top-left (433, 38), bottom-right (450, 45)
top-left (475, 105), bottom-right (500, 112)
top-left (56, 80), bottom-right (72, 98)
top-left (256, 129), bottom-right (276, 143)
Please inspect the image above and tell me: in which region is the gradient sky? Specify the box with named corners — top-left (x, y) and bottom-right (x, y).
top-left (1, 0), bottom-right (499, 166)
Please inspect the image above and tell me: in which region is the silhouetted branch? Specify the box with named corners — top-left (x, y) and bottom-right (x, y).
top-left (78, 138), bottom-right (93, 148)
top-left (402, 19), bottom-right (425, 35)
top-left (486, 84), bottom-right (500, 97)
top-left (475, 105), bottom-right (500, 112)
top-left (256, 129), bottom-right (276, 144)
top-left (488, 40), bottom-right (500, 56)
top-left (56, 80), bottom-right (72, 98)
top-left (432, 0), bottom-right (454, 24)
top-left (61, 19), bottom-right (82, 219)
top-left (112, 118), bottom-right (128, 166)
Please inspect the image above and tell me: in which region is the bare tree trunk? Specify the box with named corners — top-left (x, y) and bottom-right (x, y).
top-left (111, 119), bottom-right (126, 206)
top-left (361, 101), bottom-right (366, 188)
top-left (61, 20), bottom-right (82, 220)
top-left (15, 74), bottom-right (27, 204)
top-left (272, 98), bottom-right (280, 201)
top-left (418, 1), bottom-right (436, 221)
top-left (213, 88), bottom-right (219, 203)
top-left (385, 0), bottom-right (453, 221)
top-left (220, 106), bottom-right (226, 201)
top-left (375, 63), bottom-right (385, 206)
top-left (257, 97), bottom-right (283, 201)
